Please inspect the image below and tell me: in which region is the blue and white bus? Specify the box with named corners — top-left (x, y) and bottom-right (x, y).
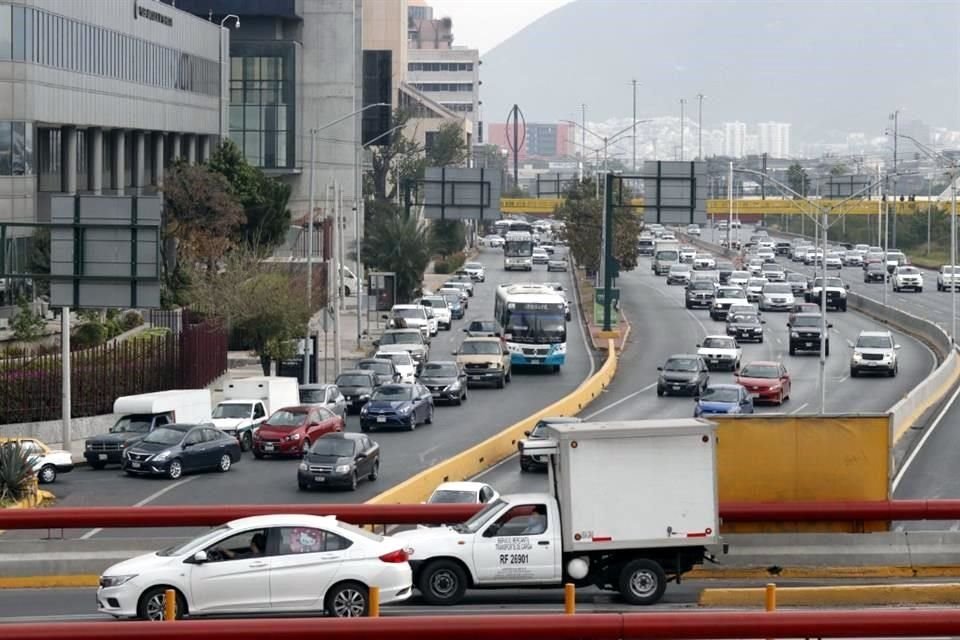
top-left (503, 231), bottom-right (534, 271)
top-left (494, 283), bottom-right (567, 371)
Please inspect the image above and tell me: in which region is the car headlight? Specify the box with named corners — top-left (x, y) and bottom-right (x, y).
top-left (360, 393), bottom-right (371, 400)
top-left (335, 464), bottom-right (351, 474)
top-left (85, 442), bottom-right (92, 450)
top-left (298, 461), bottom-right (308, 471)
top-left (398, 405), bottom-right (411, 415)
top-left (287, 432), bottom-right (301, 441)
top-left (100, 574), bottom-right (137, 588)
top-left (360, 406), bottom-right (369, 416)
top-left (853, 352), bottom-right (863, 361)
top-left (791, 331), bottom-right (799, 338)
top-left (151, 450), bottom-right (171, 462)
top-left (769, 384), bottom-right (781, 391)
top-left (445, 381), bottom-right (461, 392)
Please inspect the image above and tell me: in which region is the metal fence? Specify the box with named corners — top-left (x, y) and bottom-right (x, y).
top-left (0, 314), bottom-right (227, 424)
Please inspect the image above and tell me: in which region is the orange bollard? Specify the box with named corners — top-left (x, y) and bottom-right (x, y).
top-left (564, 583), bottom-right (576, 615)
top-left (163, 589), bottom-right (176, 621)
top-left (368, 586), bottom-right (380, 617)
top-left (765, 583), bottom-right (776, 612)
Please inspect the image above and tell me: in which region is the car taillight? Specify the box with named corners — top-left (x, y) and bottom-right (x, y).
top-left (379, 548), bottom-right (411, 563)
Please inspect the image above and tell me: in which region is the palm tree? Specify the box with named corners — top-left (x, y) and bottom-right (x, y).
top-left (363, 214), bottom-right (431, 302)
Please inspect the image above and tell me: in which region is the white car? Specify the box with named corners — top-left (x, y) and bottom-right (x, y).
top-left (747, 259), bottom-right (764, 276)
top-left (463, 262), bottom-right (486, 282)
top-left (892, 266), bottom-right (923, 292)
top-left (662, 232), bottom-right (676, 241)
top-left (693, 253), bottom-right (716, 270)
top-left (96, 514), bottom-right (413, 620)
top-left (419, 295), bottom-right (452, 330)
top-left (728, 270), bottom-right (751, 287)
top-left (427, 481), bottom-right (500, 505)
top-left (826, 253), bottom-right (844, 270)
top-left (746, 277), bottom-right (767, 302)
top-left (759, 282), bottom-right (796, 311)
top-left (0, 437), bottom-right (74, 484)
top-left (697, 335), bottom-right (742, 372)
top-left (531, 247), bottom-right (549, 264)
top-left (483, 235), bottom-right (504, 248)
top-left (757, 249), bottom-right (776, 263)
top-left (843, 251), bottom-right (864, 266)
top-left (710, 286), bottom-right (749, 321)
top-left (938, 265), bottom-right (960, 291)
top-left (686, 224), bottom-right (701, 236)
top-left (679, 246), bottom-right (697, 263)
top-left (761, 264), bottom-right (786, 282)
top-left (375, 350), bottom-right (417, 383)
top-left (390, 304), bottom-right (433, 339)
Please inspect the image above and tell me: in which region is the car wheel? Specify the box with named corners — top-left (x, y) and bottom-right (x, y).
top-left (618, 558), bottom-right (667, 606)
top-left (349, 471), bottom-right (358, 491)
top-left (918, 287), bottom-right (923, 293)
top-left (38, 464), bottom-right (56, 484)
top-left (425, 406), bottom-right (434, 425)
top-left (301, 439), bottom-right (311, 457)
top-left (368, 460), bottom-right (380, 481)
top-left (419, 559), bottom-right (468, 606)
top-left (408, 418), bottom-right (416, 431)
top-left (167, 459), bottom-right (183, 480)
top-left (241, 431), bottom-right (253, 452)
top-left (789, 345), bottom-right (795, 355)
top-left (137, 586), bottom-right (186, 621)
top-left (325, 581), bottom-right (368, 618)
top-left (298, 480), bottom-right (308, 490)
top-left (505, 368), bottom-right (512, 382)
top-left (343, 286), bottom-right (351, 297)
top-left (360, 423), bottom-right (371, 433)
top-left (777, 391), bottom-right (784, 406)
top-left (217, 454), bottom-right (232, 473)
top-left (850, 368), bottom-right (858, 377)
top-left (825, 342), bottom-right (830, 356)
top-left (253, 449), bottom-right (264, 459)
top-left (496, 374), bottom-right (505, 389)
top-left (656, 386), bottom-right (665, 397)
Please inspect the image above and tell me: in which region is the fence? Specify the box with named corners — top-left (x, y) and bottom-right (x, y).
top-left (0, 313), bottom-right (227, 424)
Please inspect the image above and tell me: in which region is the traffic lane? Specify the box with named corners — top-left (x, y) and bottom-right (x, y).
top-left (1, 247), bottom-right (593, 542)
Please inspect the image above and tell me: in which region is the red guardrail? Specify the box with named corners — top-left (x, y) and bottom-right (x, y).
top-left (6, 609), bottom-right (960, 639)
top-left (0, 499), bottom-right (957, 530)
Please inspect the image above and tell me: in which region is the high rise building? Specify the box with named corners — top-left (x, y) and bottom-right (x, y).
top-left (486, 122), bottom-right (574, 161)
top-left (723, 122), bottom-right (746, 158)
top-left (758, 122), bottom-right (791, 158)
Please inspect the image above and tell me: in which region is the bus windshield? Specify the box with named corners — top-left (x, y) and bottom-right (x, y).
top-left (504, 240), bottom-right (533, 257)
top-left (505, 310), bottom-right (566, 344)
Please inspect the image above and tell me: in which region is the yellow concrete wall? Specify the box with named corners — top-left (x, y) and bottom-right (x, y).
top-left (715, 414), bottom-right (891, 533)
top-left (367, 340), bottom-right (618, 505)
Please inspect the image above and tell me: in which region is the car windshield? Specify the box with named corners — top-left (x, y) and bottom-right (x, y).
top-left (888, 253), bottom-right (905, 260)
top-left (429, 489), bottom-right (478, 504)
top-left (656, 250), bottom-right (679, 260)
top-left (857, 335), bottom-right (893, 349)
top-left (731, 271), bottom-right (750, 279)
top-left (701, 387), bottom-right (740, 403)
top-left (423, 363), bottom-right (459, 376)
top-left (665, 357), bottom-right (699, 372)
top-left (788, 274), bottom-right (806, 282)
top-left (267, 410), bottom-right (307, 427)
top-left (211, 403), bottom-right (252, 419)
top-left (441, 294), bottom-right (461, 306)
top-left (731, 313), bottom-right (760, 324)
top-left (670, 265), bottom-right (690, 273)
top-left (310, 438), bottom-right (356, 457)
top-left (359, 361), bottom-right (391, 374)
top-left (748, 279), bottom-right (766, 287)
top-left (337, 374), bottom-right (372, 387)
top-left (378, 352), bottom-right (412, 366)
top-left (381, 332), bottom-right (421, 345)
top-left (944, 266), bottom-right (959, 274)
top-left (395, 308), bottom-right (425, 319)
top-left (465, 263), bottom-right (482, 270)
top-left (740, 364), bottom-right (780, 379)
top-left (299, 388), bottom-right (328, 403)
top-left (703, 337), bottom-right (736, 349)
top-left (764, 284), bottom-right (792, 294)
top-left (719, 288), bottom-right (746, 298)
top-left (459, 341), bottom-right (502, 355)
top-left (792, 315), bottom-right (822, 327)
top-left (157, 526), bottom-right (231, 557)
top-left (691, 282), bottom-right (713, 290)
top-left (421, 297), bottom-right (445, 307)
top-left (899, 267), bottom-right (920, 275)
top-left (372, 386), bottom-right (414, 401)
top-left (456, 497), bottom-right (510, 534)
top-left (717, 262), bottom-right (734, 270)
top-left (141, 427), bottom-right (185, 446)
top-left (868, 263), bottom-right (884, 271)
top-left (109, 416), bottom-right (153, 434)
top-left (468, 321), bottom-right (497, 332)
top-left (813, 278), bottom-right (844, 288)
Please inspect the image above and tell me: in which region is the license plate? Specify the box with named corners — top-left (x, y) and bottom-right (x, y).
top-left (805, 342), bottom-right (815, 347)
top-left (751, 392), bottom-right (761, 398)
top-left (264, 444), bottom-right (275, 452)
top-left (131, 462), bottom-right (141, 469)
top-left (529, 357), bottom-right (543, 363)
top-left (673, 385), bottom-right (681, 390)
top-left (431, 392), bottom-right (442, 398)
top-left (314, 476), bottom-right (326, 482)
top-left (377, 416), bottom-right (387, 423)
top-left (98, 454), bottom-right (107, 461)
top-left (868, 362), bottom-right (878, 367)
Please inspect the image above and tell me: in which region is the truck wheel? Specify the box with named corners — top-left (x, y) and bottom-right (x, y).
top-left (496, 375), bottom-right (505, 389)
top-left (241, 432), bottom-right (253, 452)
top-left (788, 344), bottom-right (795, 356)
top-left (419, 559), bottom-right (468, 605)
top-left (618, 558), bottom-right (667, 605)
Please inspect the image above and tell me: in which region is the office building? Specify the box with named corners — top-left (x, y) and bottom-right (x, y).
top-left (486, 122), bottom-right (574, 162)
top-left (758, 121), bottom-right (791, 158)
top-left (0, 0), bottom-right (223, 277)
top-left (723, 122), bottom-right (746, 158)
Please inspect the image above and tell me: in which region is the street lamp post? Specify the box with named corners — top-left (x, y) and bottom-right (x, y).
top-left (632, 80), bottom-right (639, 172)
top-left (217, 15), bottom-right (240, 141)
top-left (679, 98), bottom-right (686, 161)
top-left (696, 93), bottom-right (705, 161)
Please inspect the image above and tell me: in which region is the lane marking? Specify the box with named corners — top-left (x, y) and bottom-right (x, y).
top-left (789, 402), bottom-right (809, 415)
top-left (79, 477), bottom-right (197, 540)
top-left (892, 376), bottom-right (960, 493)
top-left (583, 382), bottom-right (658, 420)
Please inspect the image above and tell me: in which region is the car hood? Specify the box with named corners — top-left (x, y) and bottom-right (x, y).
top-left (419, 375), bottom-right (458, 386)
top-left (855, 348), bottom-right (893, 357)
top-left (729, 321), bottom-right (761, 329)
top-left (127, 440), bottom-right (175, 455)
top-left (392, 526), bottom-right (463, 550)
top-left (696, 401), bottom-right (738, 413)
top-left (457, 355), bottom-right (501, 364)
top-left (304, 454), bottom-right (351, 466)
top-left (338, 385), bottom-right (373, 394)
top-left (466, 331), bottom-right (496, 337)
top-left (763, 293), bottom-right (793, 299)
top-left (87, 432), bottom-right (146, 444)
top-left (715, 297), bottom-right (746, 305)
top-left (382, 344), bottom-right (426, 354)
top-left (210, 418), bottom-right (248, 430)
top-left (365, 400), bottom-right (414, 411)
top-left (103, 550), bottom-right (177, 578)
top-left (258, 423), bottom-right (304, 437)
top-left (736, 376), bottom-right (779, 388)
top-left (698, 348), bottom-right (738, 358)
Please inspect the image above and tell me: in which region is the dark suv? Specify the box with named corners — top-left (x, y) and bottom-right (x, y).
top-left (787, 313), bottom-right (833, 355)
top-left (685, 280), bottom-right (716, 309)
top-left (518, 416), bottom-right (583, 471)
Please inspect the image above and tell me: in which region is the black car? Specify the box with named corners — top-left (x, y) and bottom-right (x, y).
top-left (297, 432), bottom-right (380, 491)
top-left (685, 281), bottom-right (716, 309)
top-left (864, 262), bottom-right (887, 283)
top-left (418, 360), bottom-right (468, 405)
top-left (519, 416), bottom-right (583, 471)
top-left (726, 312), bottom-right (765, 343)
top-left (788, 313), bottom-right (832, 356)
top-left (775, 241), bottom-right (793, 256)
top-left (122, 424), bottom-right (241, 480)
top-left (335, 370), bottom-right (378, 413)
top-left (84, 414), bottom-right (171, 469)
top-left (716, 261), bottom-right (735, 284)
top-left (357, 358), bottom-right (400, 386)
top-left (463, 319), bottom-right (499, 337)
top-left (657, 354), bottom-right (710, 397)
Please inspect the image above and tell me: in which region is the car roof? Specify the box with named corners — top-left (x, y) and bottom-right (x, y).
top-left (338, 369), bottom-right (376, 377)
top-left (741, 360), bottom-right (779, 367)
top-left (858, 330), bottom-right (892, 337)
top-left (666, 353), bottom-right (700, 360)
top-left (702, 334), bottom-right (736, 340)
top-left (424, 360), bottom-right (458, 366)
top-left (319, 432), bottom-right (363, 441)
top-left (463, 336), bottom-right (501, 342)
top-left (378, 383), bottom-right (416, 390)
top-left (385, 328), bottom-right (422, 334)
top-left (433, 481), bottom-right (489, 492)
top-left (705, 383), bottom-right (743, 391)
top-left (227, 514), bottom-right (340, 530)
top-left (300, 383), bottom-right (336, 390)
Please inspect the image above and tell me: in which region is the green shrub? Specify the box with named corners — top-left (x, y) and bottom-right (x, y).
top-left (11, 298), bottom-right (46, 342)
top-left (72, 321), bottom-right (108, 348)
top-left (0, 441), bottom-right (38, 504)
top-left (129, 327), bottom-right (171, 343)
top-left (433, 251), bottom-right (467, 274)
top-left (120, 310), bottom-right (144, 331)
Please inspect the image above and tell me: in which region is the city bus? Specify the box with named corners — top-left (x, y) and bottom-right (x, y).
top-left (503, 231), bottom-right (534, 270)
top-left (494, 283), bottom-right (567, 371)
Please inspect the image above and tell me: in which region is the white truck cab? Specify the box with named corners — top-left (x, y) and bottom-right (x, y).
top-left (395, 419), bottom-right (722, 606)
top-left (211, 376), bottom-right (300, 451)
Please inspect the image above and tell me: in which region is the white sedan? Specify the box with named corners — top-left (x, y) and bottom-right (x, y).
top-left (375, 350), bottom-right (417, 383)
top-left (427, 481), bottom-right (500, 505)
top-left (0, 437), bottom-right (73, 484)
top-left (96, 514), bottom-right (412, 620)
top-left (697, 335), bottom-right (742, 371)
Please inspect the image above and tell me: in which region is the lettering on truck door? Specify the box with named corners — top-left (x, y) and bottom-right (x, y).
top-left (473, 503), bottom-right (558, 583)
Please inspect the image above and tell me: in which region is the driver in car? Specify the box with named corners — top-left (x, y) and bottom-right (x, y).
top-left (218, 532), bottom-right (266, 560)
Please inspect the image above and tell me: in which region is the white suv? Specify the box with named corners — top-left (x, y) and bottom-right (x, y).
top-left (418, 295), bottom-right (452, 330)
top-left (891, 266), bottom-right (923, 293)
top-left (850, 330), bottom-right (900, 377)
top-left (938, 265), bottom-right (960, 291)
top-left (390, 304), bottom-right (434, 339)
top-left (759, 282), bottom-right (796, 312)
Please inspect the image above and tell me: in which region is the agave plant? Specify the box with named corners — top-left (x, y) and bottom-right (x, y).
top-left (0, 441), bottom-right (39, 504)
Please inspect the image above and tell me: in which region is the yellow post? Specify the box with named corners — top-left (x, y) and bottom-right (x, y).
top-left (163, 588), bottom-right (176, 621)
top-left (564, 582), bottom-right (576, 614)
top-left (765, 582), bottom-right (776, 611)
top-left (368, 586), bottom-right (380, 617)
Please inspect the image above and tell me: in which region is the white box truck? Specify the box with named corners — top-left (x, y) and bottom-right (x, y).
top-left (84, 390), bottom-right (212, 469)
top-left (211, 376), bottom-right (300, 451)
top-left (653, 240), bottom-right (681, 276)
top-left (395, 419), bottom-right (721, 606)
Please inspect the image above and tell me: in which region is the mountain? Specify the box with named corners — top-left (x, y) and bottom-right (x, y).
top-left (479, 0), bottom-right (959, 143)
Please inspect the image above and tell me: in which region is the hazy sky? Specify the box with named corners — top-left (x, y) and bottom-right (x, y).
top-left (426, 0), bottom-right (574, 54)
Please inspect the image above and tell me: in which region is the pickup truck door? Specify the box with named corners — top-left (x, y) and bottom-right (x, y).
top-left (473, 502), bottom-right (559, 584)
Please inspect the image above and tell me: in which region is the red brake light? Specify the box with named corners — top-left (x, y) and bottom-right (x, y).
top-left (379, 548), bottom-right (410, 563)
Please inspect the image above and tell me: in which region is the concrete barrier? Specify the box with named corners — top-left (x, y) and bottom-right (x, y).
top-left (0, 414), bottom-right (117, 450)
top-left (367, 339), bottom-right (618, 505)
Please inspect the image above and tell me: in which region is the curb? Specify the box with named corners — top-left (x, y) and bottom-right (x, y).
top-left (699, 582), bottom-right (960, 607)
top-left (687, 565), bottom-right (960, 580)
top-left (0, 574), bottom-right (99, 589)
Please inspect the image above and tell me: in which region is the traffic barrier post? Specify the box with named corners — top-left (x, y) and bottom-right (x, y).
top-left (765, 583), bottom-right (776, 612)
top-left (369, 587), bottom-right (380, 618)
top-left (163, 589), bottom-right (176, 622)
top-left (564, 583), bottom-right (576, 614)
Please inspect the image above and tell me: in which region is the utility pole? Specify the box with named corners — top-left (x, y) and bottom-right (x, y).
top-left (727, 161), bottom-right (733, 249)
top-left (581, 103), bottom-right (587, 182)
top-left (696, 93), bottom-right (704, 161)
top-left (304, 131), bottom-right (316, 383)
top-left (679, 98), bottom-right (686, 161)
top-left (632, 80), bottom-right (638, 172)
top-left (891, 110), bottom-right (899, 247)
top-left (333, 183), bottom-right (342, 377)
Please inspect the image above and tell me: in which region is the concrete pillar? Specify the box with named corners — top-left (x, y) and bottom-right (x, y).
top-left (60, 126), bottom-right (77, 194)
top-left (87, 127), bottom-right (103, 195)
top-left (200, 135), bottom-right (212, 163)
top-left (132, 130), bottom-right (145, 194)
top-left (152, 132), bottom-right (165, 188)
top-left (170, 133), bottom-right (181, 163)
top-left (111, 129), bottom-right (126, 194)
top-left (185, 134), bottom-right (197, 164)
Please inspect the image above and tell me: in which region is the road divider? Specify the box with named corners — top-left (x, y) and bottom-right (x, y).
top-left (366, 339), bottom-right (618, 505)
top-left (699, 583), bottom-right (960, 607)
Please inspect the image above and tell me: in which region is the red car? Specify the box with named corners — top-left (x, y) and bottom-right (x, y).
top-left (252, 405), bottom-right (344, 458)
top-left (735, 361), bottom-right (792, 405)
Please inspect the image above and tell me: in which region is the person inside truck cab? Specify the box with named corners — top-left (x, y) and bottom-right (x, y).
top-left (486, 504), bottom-right (548, 537)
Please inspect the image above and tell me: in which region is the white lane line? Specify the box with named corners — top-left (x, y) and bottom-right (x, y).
top-left (837, 374), bottom-right (849, 383)
top-left (79, 477), bottom-right (197, 540)
top-left (789, 402), bottom-right (809, 415)
top-left (583, 382), bottom-right (658, 420)
top-left (892, 378), bottom-right (960, 493)
top-left (776, 337), bottom-right (782, 345)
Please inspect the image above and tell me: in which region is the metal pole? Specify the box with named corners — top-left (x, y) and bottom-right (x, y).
top-left (727, 162), bottom-right (733, 249)
top-left (882, 176), bottom-right (888, 309)
top-left (679, 98), bottom-right (686, 161)
top-left (697, 93), bottom-right (704, 161)
top-left (602, 172), bottom-right (615, 332)
top-left (581, 103), bottom-right (586, 183)
top-left (877, 166), bottom-right (883, 247)
top-left (339, 181), bottom-right (346, 312)
top-left (512, 105), bottom-right (519, 190)
top-left (304, 131), bottom-right (316, 382)
top-left (952, 177), bottom-right (957, 344)
top-left (892, 110), bottom-right (899, 248)
top-left (632, 80), bottom-right (638, 172)
top-left (820, 208), bottom-right (828, 414)
top-left (927, 176), bottom-right (932, 255)
top-left (61, 306), bottom-right (71, 450)
top-left (334, 183), bottom-right (342, 376)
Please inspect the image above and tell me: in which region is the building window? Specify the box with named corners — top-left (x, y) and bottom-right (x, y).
top-left (229, 51), bottom-right (294, 169)
top-left (0, 121), bottom-right (34, 177)
top-left (411, 82), bottom-right (474, 93)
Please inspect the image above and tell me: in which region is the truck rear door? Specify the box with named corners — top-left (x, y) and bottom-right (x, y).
top-left (472, 501), bottom-right (559, 584)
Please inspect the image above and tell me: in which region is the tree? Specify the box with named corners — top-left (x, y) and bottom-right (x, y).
top-left (830, 164), bottom-right (849, 177)
top-left (429, 219), bottom-right (466, 256)
top-left (11, 298), bottom-right (46, 342)
top-left (363, 214), bottom-right (431, 302)
top-left (426, 121), bottom-right (467, 167)
top-left (369, 110), bottom-right (425, 201)
top-left (553, 178), bottom-right (640, 274)
top-left (786, 163), bottom-right (809, 198)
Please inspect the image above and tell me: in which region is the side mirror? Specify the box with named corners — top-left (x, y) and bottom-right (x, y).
top-left (828, 323), bottom-right (834, 329)
top-left (523, 430), bottom-right (531, 437)
top-left (695, 343), bottom-right (701, 348)
top-left (462, 327), bottom-right (468, 332)
top-left (381, 314), bottom-right (389, 321)
top-left (452, 349), bottom-right (458, 356)
top-left (894, 344), bottom-right (902, 350)
top-left (192, 550), bottom-right (208, 564)
top-left (845, 284), bottom-right (851, 289)
top-left (356, 452), bottom-right (367, 460)
top-left (372, 339), bottom-right (380, 347)
top-left (657, 366), bottom-right (663, 371)
top-left (786, 322), bottom-right (791, 328)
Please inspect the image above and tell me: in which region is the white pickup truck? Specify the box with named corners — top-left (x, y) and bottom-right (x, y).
top-left (395, 419), bottom-right (722, 606)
